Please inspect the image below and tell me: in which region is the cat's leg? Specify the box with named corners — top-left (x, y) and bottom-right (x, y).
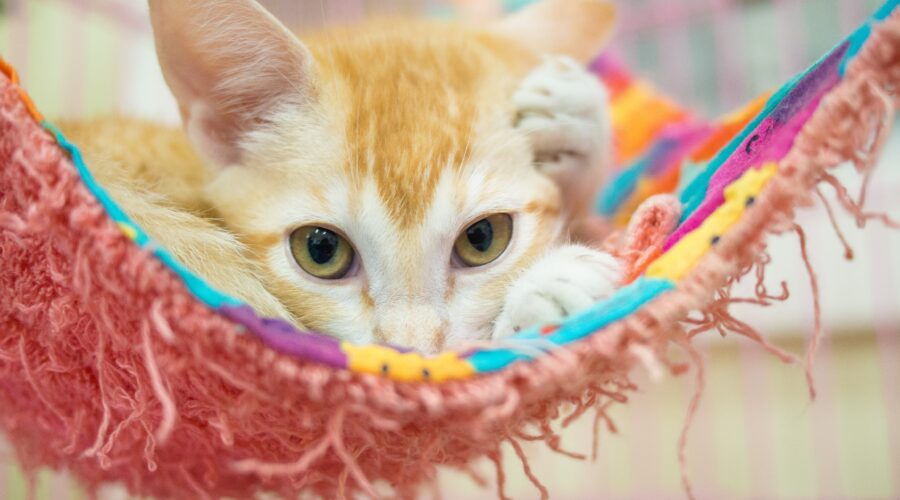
top-left (492, 245), bottom-right (621, 339)
top-left (513, 55), bottom-right (612, 241)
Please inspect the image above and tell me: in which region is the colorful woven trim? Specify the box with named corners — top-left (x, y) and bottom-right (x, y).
top-left (1, 0), bottom-right (895, 383)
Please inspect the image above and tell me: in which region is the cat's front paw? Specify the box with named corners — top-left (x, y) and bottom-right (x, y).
top-left (493, 245), bottom-right (621, 339)
top-left (513, 55), bottom-right (611, 175)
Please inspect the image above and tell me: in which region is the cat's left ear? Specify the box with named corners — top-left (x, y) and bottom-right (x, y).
top-left (491, 0), bottom-right (616, 64)
top-left (149, 0), bottom-right (315, 167)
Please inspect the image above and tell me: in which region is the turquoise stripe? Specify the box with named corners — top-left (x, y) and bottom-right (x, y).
top-left (597, 154), bottom-right (651, 215)
top-left (841, 0), bottom-right (899, 74)
top-left (874, 0), bottom-right (900, 20)
top-left (677, 0), bottom-right (900, 223)
top-left (470, 278), bottom-right (675, 373)
top-left (677, 77), bottom-right (793, 223)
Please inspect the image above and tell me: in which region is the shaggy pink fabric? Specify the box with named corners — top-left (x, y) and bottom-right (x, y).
top-left (1, 15), bottom-right (899, 500)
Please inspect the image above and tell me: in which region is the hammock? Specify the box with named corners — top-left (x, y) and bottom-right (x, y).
top-left (1, 1), bottom-right (899, 498)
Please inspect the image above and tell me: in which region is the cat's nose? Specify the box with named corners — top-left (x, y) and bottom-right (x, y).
top-left (376, 305), bottom-right (447, 354)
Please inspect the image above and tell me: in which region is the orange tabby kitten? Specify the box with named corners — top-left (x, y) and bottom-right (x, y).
top-left (62, 0), bottom-right (620, 354)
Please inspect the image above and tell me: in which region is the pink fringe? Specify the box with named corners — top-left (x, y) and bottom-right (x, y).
top-left (791, 224), bottom-right (824, 400)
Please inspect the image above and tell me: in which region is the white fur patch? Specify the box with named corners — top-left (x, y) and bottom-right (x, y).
top-left (493, 245), bottom-right (621, 339)
top-left (513, 55), bottom-right (613, 221)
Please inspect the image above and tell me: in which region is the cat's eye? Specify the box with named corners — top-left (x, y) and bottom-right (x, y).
top-left (454, 214), bottom-right (513, 267)
top-left (290, 226), bottom-right (355, 280)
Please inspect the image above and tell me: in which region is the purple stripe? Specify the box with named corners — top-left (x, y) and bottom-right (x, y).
top-left (220, 305), bottom-right (348, 368)
top-left (646, 122), bottom-right (713, 178)
top-left (664, 41), bottom-right (849, 251)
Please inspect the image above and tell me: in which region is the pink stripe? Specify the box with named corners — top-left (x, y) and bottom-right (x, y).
top-left (328, 0), bottom-right (366, 24)
top-left (710, 0), bottom-right (745, 111)
top-left (838, 0), bottom-right (870, 34)
top-left (77, 0), bottom-right (146, 33)
top-left (807, 335), bottom-right (843, 496)
top-left (64, 0), bottom-right (87, 117)
top-left (684, 344), bottom-right (720, 498)
top-left (774, 0), bottom-right (804, 77)
top-left (654, 5), bottom-right (692, 106)
top-left (865, 227), bottom-right (900, 483)
top-left (6, 0), bottom-right (29, 83)
top-left (0, 464), bottom-right (7, 500)
top-left (617, 0), bottom-right (715, 36)
top-left (797, 218), bottom-right (843, 495)
top-left (49, 471), bottom-right (73, 500)
top-left (114, 25), bottom-right (137, 114)
top-left (626, 373), bottom-right (662, 497)
top-left (736, 342), bottom-right (775, 497)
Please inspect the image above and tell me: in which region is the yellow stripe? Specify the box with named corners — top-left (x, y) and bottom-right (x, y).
top-left (646, 163), bottom-right (777, 282)
top-left (343, 343), bottom-right (474, 382)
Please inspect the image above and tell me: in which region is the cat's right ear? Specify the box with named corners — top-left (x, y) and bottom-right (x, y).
top-left (149, 0), bottom-right (315, 167)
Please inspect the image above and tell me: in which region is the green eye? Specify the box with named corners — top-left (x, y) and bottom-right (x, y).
top-left (290, 226), bottom-right (355, 279)
top-left (454, 214), bottom-right (513, 267)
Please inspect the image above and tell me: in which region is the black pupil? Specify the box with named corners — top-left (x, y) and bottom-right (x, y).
top-left (466, 219), bottom-right (494, 253)
top-left (307, 228), bottom-right (339, 265)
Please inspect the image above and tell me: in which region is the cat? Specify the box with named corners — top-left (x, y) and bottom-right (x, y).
top-left (61, 0), bottom-right (622, 355)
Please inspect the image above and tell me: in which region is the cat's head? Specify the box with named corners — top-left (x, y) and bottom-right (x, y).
top-left (148, 0), bottom-right (615, 353)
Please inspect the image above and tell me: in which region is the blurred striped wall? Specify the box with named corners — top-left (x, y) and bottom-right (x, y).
top-left (1, 0), bottom-right (898, 498)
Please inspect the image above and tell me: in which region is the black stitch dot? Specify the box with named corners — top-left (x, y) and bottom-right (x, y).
top-left (380, 363), bottom-right (389, 375)
top-left (746, 196), bottom-right (756, 207)
top-left (711, 235), bottom-right (721, 245)
top-left (422, 368), bottom-right (431, 379)
top-left (745, 134), bottom-right (760, 154)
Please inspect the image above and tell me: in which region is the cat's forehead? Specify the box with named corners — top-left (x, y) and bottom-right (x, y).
top-left (305, 23), bottom-right (535, 228)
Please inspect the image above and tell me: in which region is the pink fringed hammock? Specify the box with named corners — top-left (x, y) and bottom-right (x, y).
top-left (2, 4), bottom-right (900, 499)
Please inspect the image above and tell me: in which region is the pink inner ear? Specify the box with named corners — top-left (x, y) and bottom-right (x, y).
top-left (150, 0), bottom-right (313, 168)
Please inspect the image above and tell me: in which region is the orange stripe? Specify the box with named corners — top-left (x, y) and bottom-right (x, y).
top-left (689, 92), bottom-right (770, 163)
top-left (0, 57), bottom-right (44, 122)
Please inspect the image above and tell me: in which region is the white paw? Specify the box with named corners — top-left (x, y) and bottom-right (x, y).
top-left (513, 55), bottom-right (611, 175)
top-left (493, 245), bottom-right (622, 339)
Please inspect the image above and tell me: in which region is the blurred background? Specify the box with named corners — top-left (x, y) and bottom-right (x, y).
top-left (0, 0), bottom-right (898, 498)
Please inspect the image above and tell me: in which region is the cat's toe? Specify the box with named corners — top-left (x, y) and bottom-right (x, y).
top-left (492, 246), bottom-right (621, 340)
top-left (513, 56), bottom-right (610, 174)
